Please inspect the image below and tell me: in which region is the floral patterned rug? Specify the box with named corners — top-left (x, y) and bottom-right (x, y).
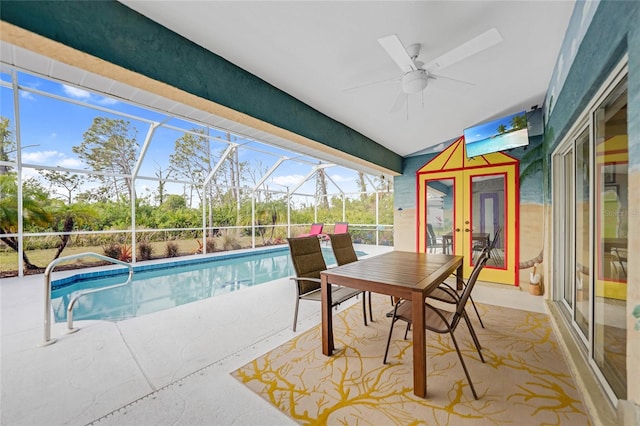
top-left (232, 295), bottom-right (590, 425)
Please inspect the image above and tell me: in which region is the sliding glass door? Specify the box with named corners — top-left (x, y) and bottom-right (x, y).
top-left (552, 63), bottom-right (628, 402)
top-left (593, 77), bottom-right (628, 399)
top-left (574, 128), bottom-right (591, 340)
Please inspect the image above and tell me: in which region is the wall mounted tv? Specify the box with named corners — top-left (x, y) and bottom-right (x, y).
top-left (463, 111), bottom-right (529, 158)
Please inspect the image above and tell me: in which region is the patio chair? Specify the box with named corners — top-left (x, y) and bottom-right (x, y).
top-left (383, 253), bottom-right (489, 400)
top-left (611, 247), bottom-right (627, 277)
top-left (474, 226), bottom-right (502, 266)
top-left (287, 236), bottom-right (367, 332)
top-left (427, 223), bottom-right (445, 253)
top-left (298, 223), bottom-right (324, 238)
top-left (321, 221), bottom-right (348, 244)
top-left (427, 247), bottom-right (490, 328)
top-left (328, 232), bottom-right (372, 322)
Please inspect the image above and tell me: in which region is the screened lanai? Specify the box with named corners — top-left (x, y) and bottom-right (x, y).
top-left (0, 60), bottom-right (393, 277)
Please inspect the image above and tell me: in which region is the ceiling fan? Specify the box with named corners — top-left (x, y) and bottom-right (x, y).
top-left (349, 28), bottom-right (503, 112)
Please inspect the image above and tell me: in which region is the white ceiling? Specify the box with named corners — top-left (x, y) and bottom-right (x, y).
top-left (120, 1), bottom-right (576, 158)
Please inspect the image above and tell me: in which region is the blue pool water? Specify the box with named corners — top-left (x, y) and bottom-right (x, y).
top-left (50, 246), bottom-right (366, 323)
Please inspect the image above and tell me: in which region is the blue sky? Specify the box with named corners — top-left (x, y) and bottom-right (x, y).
top-left (1, 69), bottom-right (370, 201)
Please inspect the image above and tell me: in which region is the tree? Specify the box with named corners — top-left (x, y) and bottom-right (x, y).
top-left (170, 130), bottom-right (252, 230)
top-left (0, 116), bottom-right (16, 175)
top-left (0, 174), bottom-right (52, 269)
top-left (160, 194), bottom-right (187, 211)
top-left (48, 200), bottom-right (97, 260)
top-left (169, 129), bottom-right (214, 204)
top-left (356, 172), bottom-right (368, 201)
top-left (154, 162), bottom-right (172, 205)
top-left (152, 195), bottom-right (200, 229)
top-left (170, 129), bottom-right (221, 234)
top-left (510, 113), bottom-right (527, 130)
top-left (497, 124), bottom-right (507, 134)
top-left (520, 139), bottom-right (544, 183)
top-left (42, 170), bottom-right (82, 204)
top-left (374, 175), bottom-right (391, 192)
top-left (316, 166), bottom-right (329, 209)
top-left (72, 117), bottom-right (138, 199)
top-left (239, 199), bottom-right (287, 244)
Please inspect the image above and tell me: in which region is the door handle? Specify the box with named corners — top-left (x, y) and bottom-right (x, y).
top-left (455, 228), bottom-right (461, 232)
top-left (464, 228), bottom-right (471, 232)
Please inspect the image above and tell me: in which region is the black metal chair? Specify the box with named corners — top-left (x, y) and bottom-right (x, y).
top-left (611, 247), bottom-right (627, 277)
top-left (427, 247), bottom-right (489, 328)
top-left (383, 253), bottom-right (489, 400)
top-left (427, 223), bottom-right (445, 253)
top-left (473, 227), bottom-right (502, 264)
top-left (487, 227), bottom-right (503, 265)
top-left (287, 236), bottom-right (367, 332)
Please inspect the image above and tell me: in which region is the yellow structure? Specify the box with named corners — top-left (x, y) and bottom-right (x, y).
top-left (416, 138), bottom-right (519, 284)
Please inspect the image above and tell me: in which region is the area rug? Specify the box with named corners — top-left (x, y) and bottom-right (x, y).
top-left (231, 295), bottom-right (590, 425)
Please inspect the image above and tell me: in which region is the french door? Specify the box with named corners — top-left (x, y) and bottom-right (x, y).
top-left (417, 153), bottom-right (518, 284)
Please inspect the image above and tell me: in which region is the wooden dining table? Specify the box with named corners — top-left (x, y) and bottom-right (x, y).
top-left (320, 250), bottom-right (464, 398)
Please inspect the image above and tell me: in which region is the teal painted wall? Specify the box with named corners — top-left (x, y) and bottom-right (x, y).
top-left (0, 0), bottom-right (402, 174)
top-left (545, 0), bottom-right (639, 174)
top-left (542, 0), bottom-right (639, 408)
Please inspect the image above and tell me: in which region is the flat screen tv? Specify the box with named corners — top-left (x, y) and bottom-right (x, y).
top-left (463, 111), bottom-right (529, 158)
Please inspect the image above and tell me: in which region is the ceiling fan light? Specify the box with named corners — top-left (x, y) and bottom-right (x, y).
top-left (402, 71), bottom-right (428, 94)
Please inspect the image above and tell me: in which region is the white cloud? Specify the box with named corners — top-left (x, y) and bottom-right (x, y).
top-left (21, 150), bottom-right (85, 169)
top-left (63, 85), bottom-right (92, 100)
top-left (62, 84), bottom-right (118, 106)
top-left (57, 157), bottom-right (84, 168)
top-left (97, 97), bottom-right (118, 106)
top-left (22, 150), bottom-right (63, 163)
top-left (20, 91), bottom-right (35, 101)
top-left (21, 167), bottom-right (41, 180)
top-left (327, 173), bottom-right (353, 182)
top-left (270, 175), bottom-right (304, 186)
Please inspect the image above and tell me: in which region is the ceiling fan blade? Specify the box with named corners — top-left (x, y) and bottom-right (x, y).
top-left (378, 34), bottom-right (417, 73)
top-left (390, 91), bottom-right (407, 113)
top-left (342, 75), bottom-right (401, 93)
top-left (429, 73), bottom-right (475, 86)
top-left (424, 27), bottom-right (502, 72)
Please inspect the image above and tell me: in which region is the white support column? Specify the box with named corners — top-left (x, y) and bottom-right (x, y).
top-left (11, 70), bottom-right (24, 276)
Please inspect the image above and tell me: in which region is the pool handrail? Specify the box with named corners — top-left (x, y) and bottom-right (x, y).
top-left (42, 252), bottom-right (133, 347)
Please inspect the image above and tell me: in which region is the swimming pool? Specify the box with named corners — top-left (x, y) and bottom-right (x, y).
top-left (50, 246), bottom-right (367, 323)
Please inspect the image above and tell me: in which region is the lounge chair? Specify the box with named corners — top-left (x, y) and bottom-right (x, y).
top-left (321, 221), bottom-right (348, 244)
top-left (298, 223), bottom-right (324, 238)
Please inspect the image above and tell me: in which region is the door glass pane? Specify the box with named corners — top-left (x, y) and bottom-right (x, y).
top-left (471, 174), bottom-right (505, 268)
top-left (593, 78), bottom-right (627, 399)
top-left (426, 179), bottom-right (454, 254)
top-left (563, 151), bottom-right (574, 308)
top-left (574, 128), bottom-right (590, 338)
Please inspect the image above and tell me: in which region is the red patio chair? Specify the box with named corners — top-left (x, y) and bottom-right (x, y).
top-left (298, 223), bottom-right (323, 238)
top-left (321, 222), bottom-right (348, 243)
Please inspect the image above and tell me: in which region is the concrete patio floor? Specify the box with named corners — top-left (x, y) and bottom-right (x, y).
top-left (1, 244), bottom-right (546, 425)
